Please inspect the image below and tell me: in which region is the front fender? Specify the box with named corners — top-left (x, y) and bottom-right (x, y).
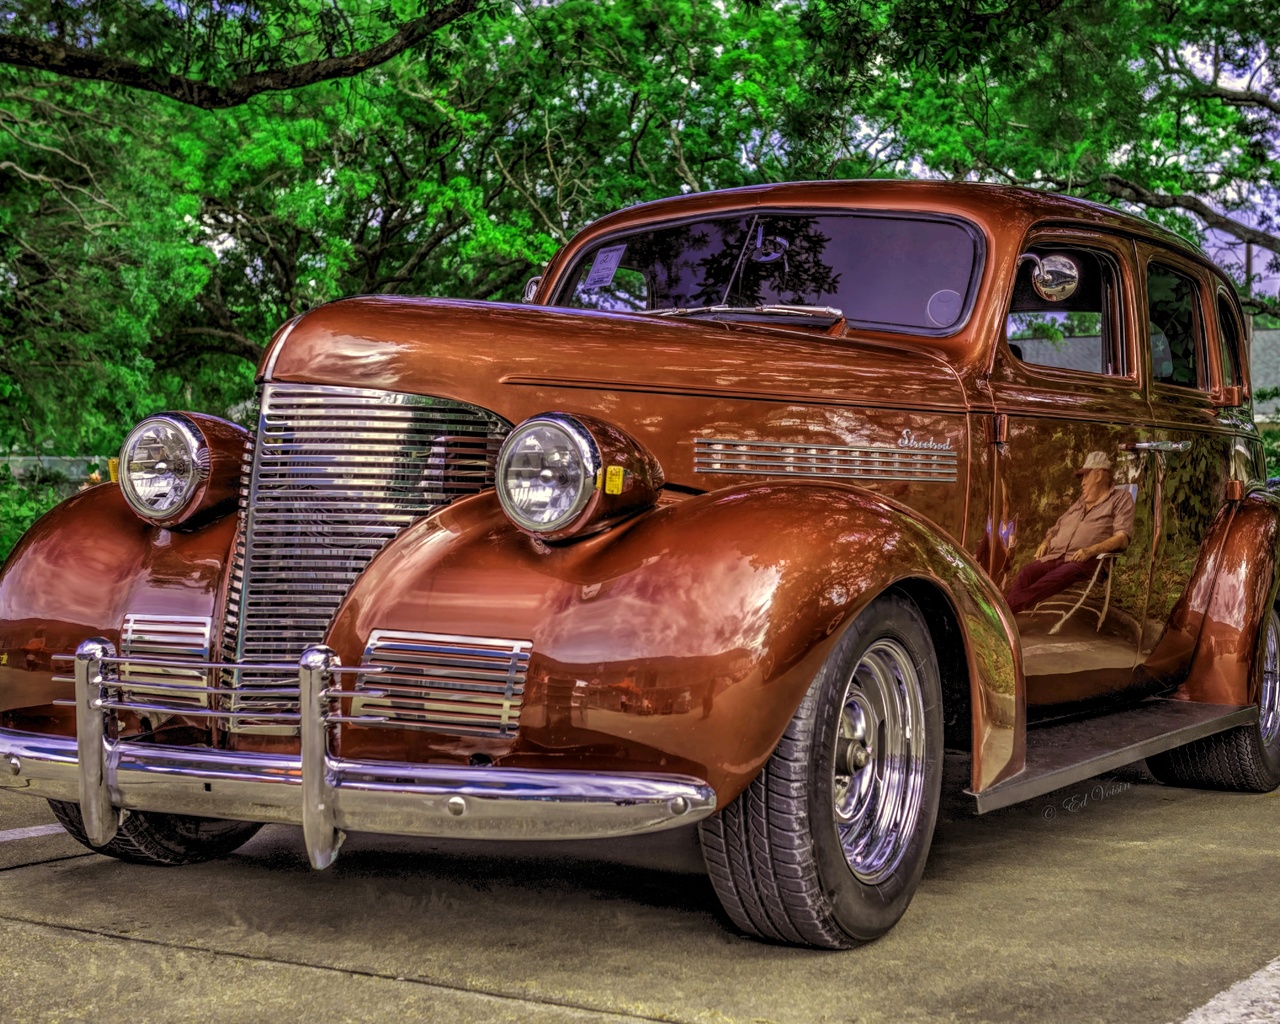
top-left (0, 485), bottom-right (236, 733)
top-left (326, 480), bottom-right (1023, 802)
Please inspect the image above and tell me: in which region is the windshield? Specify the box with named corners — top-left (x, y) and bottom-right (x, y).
top-left (555, 211), bottom-right (982, 333)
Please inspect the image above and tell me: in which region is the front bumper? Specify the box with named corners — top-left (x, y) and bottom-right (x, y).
top-left (0, 640), bottom-right (716, 868)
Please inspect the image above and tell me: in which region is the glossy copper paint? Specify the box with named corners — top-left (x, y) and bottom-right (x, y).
top-left (324, 482), bottom-right (1022, 801)
top-left (0, 485), bottom-right (236, 735)
top-left (162, 413), bottom-right (251, 530)
top-left (980, 232), bottom-right (1155, 711)
top-left (262, 296), bottom-right (974, 546)
top-left (0, 418), bottom-right (247, 734)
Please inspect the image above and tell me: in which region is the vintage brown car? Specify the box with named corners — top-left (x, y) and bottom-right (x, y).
top-left (0, 181), bottom-right (1273, 949)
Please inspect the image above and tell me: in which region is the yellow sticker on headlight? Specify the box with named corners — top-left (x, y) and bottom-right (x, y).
top-left (604, 465), bottom-right (625, 495)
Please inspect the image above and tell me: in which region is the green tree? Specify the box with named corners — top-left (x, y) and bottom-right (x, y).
top-left (1, 1), bottom-right (815, 459)
top-left (0, 1), bottom-right (487, 107)
top-left (790, 0), bottom-right (1280, 317)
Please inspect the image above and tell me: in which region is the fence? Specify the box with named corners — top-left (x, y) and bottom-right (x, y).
top-left (2, 456), bottom-right (107, 482)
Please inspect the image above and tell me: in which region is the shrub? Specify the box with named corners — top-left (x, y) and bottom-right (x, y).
top-left (0, 467), bottom-right (74, 563)
top-left (1261, 425), bottom-right (1280, 481)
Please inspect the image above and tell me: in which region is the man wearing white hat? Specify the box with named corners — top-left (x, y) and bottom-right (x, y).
top-left (1006, 450), bottom-right (1135, 614)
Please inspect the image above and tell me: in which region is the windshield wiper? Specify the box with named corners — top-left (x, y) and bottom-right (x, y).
top-left (639, 303), bottom-right (844, 320)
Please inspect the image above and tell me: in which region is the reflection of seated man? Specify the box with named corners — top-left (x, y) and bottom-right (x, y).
top-left (1006, 451), bottom-right (1134, 614)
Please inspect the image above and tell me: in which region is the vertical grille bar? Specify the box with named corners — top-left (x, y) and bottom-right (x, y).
top-left (222, 384), bottom-right (510, 731)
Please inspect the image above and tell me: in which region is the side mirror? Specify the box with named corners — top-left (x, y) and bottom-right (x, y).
top-left (1018, 253), bottom-right (1080, 302)
top-left (522, 276), bottom-right (543, 304)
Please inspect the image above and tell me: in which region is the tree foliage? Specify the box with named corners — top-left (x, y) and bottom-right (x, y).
top-left (1, 0), bottom-right (825, 461)
top-left (0, 0), bottom-right (1276, 498)
top-left (0, 1), bottom-right (489, 107)
top-left (791, 0), bottom-right (1280, 316)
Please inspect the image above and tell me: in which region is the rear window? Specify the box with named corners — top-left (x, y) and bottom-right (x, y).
top-left (555, 211), bottom-right (983, 334)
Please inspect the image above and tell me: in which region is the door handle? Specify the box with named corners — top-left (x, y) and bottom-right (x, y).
top-left (1122, 440), bottom-right (1193, 453)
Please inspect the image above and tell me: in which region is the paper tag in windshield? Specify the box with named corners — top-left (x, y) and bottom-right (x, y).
top-left (584, 244), bottom-right (627, 289)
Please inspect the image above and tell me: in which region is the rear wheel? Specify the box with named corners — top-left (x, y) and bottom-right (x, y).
top-left (1146, 605), bottom-right (1280, 792)
top-left (698, 592), bottom-right (943, 948)
top-left (48, 800), bottom-right (263, 865)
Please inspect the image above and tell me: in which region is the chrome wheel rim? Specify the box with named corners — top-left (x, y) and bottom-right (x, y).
top-left (831, 637), bottom-right (928, 885)
top-left (1260, 609), bottom-right (1280, 747)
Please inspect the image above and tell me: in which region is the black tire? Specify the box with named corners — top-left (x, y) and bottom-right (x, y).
top-left (48, 800), bottom-right (263, 866)
top-left (698, 592), bottom-right (944, 948)
top-left (1146, 606), bottom-right (1280, 792)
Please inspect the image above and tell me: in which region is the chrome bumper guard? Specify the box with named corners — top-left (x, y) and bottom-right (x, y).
top-left (0, 639), bottom-right (716, 869)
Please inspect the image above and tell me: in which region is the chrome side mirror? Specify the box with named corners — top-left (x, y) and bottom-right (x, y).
top-left (522, 275), bottom-right (543, 304)
top-left (1018, 253), bottom-right (1079, 302)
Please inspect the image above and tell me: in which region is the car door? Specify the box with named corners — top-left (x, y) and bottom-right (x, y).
top-left (1131, 247), bottom-right (1239, 692)
top-left (984, 227), bottom-right (1155, 715)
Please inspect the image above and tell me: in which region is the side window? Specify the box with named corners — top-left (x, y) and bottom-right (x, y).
top-left (1147, 263), bottom-right (1204, 389)
top-left (568, 258), bottom-right (650, 312)
top-left (1216, 290), bottom-right (1243, 389)
top-left (1005, 246), bottom-right (1122, 375)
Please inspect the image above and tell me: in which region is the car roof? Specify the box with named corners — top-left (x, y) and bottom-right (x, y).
top-left (571, 180), bottom-right (1207, 262)
top-left (541, 179), bottom-right (1218, 377)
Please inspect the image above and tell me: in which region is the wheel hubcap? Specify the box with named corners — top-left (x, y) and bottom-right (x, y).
top-left (1259, 609), bottom-right (1280, 747)
top-left (831, 637), bottom-right (927, 885)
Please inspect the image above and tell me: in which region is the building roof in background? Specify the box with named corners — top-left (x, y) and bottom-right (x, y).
top-left (1014, 329), bottom-right (1280, 420)
top-left (1012, 336), bottom-right (1105, 375)
top-left (1252, 329), bottom-right (1280, 421)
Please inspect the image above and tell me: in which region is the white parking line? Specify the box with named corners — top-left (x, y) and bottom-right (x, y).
top-left (1178, 956), bottom-right (1280, 1023)
top-left (0, 824), bottom-right (65, 843)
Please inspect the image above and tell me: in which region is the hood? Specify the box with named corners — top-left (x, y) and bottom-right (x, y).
top-left (265, 296), bottom-right (967, 414)
top-left (262, 297), bottom-right (972, 518)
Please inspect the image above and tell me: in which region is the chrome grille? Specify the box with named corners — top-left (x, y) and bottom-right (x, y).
top-left (120, 615), bottom-right (213, 709)
top-left (350, 631), bottom-right (531, 738)
top-left (223, 384), bottom-right (511, 730)
top-left (694, 437), bottom-right (958, 483)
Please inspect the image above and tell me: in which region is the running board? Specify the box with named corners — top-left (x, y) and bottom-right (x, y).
top-left (969, 699), bottom-right (1257, 813)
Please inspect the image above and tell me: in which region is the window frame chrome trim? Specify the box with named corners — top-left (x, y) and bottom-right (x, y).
top-left (549, 206), bottom-right (988, 339)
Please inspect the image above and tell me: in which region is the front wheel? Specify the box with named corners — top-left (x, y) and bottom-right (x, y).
top-left (1146, 605), bottom-right (1280, 792)
top-left (698, 592), bottom-right (943, 948)
top-left (48, 800), bottom-right (263, 865)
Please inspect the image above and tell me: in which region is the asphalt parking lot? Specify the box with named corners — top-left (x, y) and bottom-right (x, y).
top-left (2, 758), bottom-right (1279, 1024)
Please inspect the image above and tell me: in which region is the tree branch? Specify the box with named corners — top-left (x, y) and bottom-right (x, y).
top-left (1097, 174), bottom-right (1280, 254)
top-left (1157, 50), bottom-right (1280, 118)
top-left (156, 326), bottom-right (262, 366)
top-left (0, 1), bottom-right (479, 109)
top-left (1186, 81), bottom-right (1280, 118)
top-left (1243, 294), bottom-right (1280, 320)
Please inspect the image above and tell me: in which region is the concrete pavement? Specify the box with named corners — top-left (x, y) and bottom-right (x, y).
top-left (2, 759), bottom-right (1278, 1024)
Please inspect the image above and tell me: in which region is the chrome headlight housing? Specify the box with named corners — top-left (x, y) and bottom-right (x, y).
top-left (119, 414), bottom-right (209, 522)
top-left (496, 415), bottom-right (600, 534)
top-left (495, 412), bottom-right (665, 541)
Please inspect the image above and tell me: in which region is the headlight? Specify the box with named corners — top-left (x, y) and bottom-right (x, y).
top-left (497, 415), bottom-right (599, 534)
top-left (496, 412), bottom-right (664, 541)
top-left (119, 414), bottom-right (209, 523)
